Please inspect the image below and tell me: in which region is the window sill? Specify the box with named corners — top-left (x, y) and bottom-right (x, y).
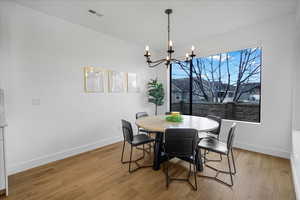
top-left (222, 118), bottom-right (261, 126)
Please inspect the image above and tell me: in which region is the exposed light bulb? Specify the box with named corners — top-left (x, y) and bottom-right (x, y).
top-left (145, 45), bottom-right (149, 51)
top-left (191, 45), bottom-right (195, 51)
top-left (166, 56), bottom-right (170, 61)
top-left (169, 40), bottom-right (173, 47)
top-left (186, 53), bottom-right (189, 58)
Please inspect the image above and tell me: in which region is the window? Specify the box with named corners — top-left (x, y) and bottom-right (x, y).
top-left (170, 47), bottom-right (261, 123)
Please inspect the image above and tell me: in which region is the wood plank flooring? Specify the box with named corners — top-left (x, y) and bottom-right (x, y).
top-left (1, 142), bottom-right (295, 200)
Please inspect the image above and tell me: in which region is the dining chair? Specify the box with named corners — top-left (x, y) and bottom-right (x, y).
top-left (163, 128), bottom-right (199, 190)
top-left (198, 115), bottom-right (222, 140)
top-left (198, 115), bottom-right (223, 162)
top-left (198, 123), bottom-right (237, 187)
top-left (121, 120), bottom-right (155, 173)
top-left (135, 112), bottom-right (150, 134)
top-left (135, 112), bottom-right (153, 152)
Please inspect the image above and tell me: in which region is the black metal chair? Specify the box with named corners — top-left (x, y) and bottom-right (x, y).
top-left (198, 115), bottom-right (223, 162)
top-left (135, 112), bottom-right (153, 152)
top-left (198, 115), bottom-right (222, 140)
top-left (121, 120), bottom-right (155, 173)
top-left (163, 128), bottom-right (199, 190)
top-left (135, 112), bottom-right (149, 135)
top-left (198, 123), bottom-right (237, 187)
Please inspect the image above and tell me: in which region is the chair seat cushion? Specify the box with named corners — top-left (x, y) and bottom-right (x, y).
top-left (198, 138), bottom-right (228, 155)
top-left (198, 132), bottom-right (218, 139)
top-left (132, 134), bottom-right (155, 146)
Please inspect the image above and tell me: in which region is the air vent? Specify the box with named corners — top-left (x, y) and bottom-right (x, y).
top-left (88, 9), bottom-right (103, 17)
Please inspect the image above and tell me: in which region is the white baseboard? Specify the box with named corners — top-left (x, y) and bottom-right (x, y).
top-left (8, 137), bottom-right (290, 175)
top-left (291, 154), bottom-right (300, 200)
top-left (234, 141), bottom-right (290, 159)
top-left (8, 136), bottom-right (123, 175)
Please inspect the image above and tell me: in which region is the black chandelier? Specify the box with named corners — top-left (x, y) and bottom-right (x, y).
top-left (144, 9), bottom-right (196, 68)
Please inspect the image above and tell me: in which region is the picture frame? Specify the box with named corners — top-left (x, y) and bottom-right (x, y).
top-left (108, 70), bottom-right (127, 93)
top-left (127, 73), bottom-right (139, 93)
top-left (84, 66), bottom-right (105, 93)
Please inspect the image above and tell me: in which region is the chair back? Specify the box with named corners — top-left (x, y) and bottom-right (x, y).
top-left (226, 123), bottom-right (237, 151)
top-left (164, 128), bottom-right (198, 157)
top-left (207, 115), bottom-right (222, 136)
top-left (136, 112), bottom-right (148, 119)
top-left (121, 120), bottom-right (133, 143)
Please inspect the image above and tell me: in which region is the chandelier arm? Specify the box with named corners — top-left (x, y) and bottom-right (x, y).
top-left (148, 60), bottom-right (166, 68)
top-left (171, 58), bottom-right (184, 63)
top-left (150, 58), bottom-right (167, 64)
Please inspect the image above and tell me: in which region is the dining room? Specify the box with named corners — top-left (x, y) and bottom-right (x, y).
top-left (0, 0), bottom-right (299, 199)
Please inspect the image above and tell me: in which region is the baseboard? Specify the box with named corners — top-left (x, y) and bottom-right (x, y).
top-left (234, 141), bottom-right (290, 159)
top-left (291, 154), bottom-right (300, 200)
top-left (8, 137), bottom-right (290, 175)
top-left (8, 136), bottom-right (123, 175)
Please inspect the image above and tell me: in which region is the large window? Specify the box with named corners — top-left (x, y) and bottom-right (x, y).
top-left (170, 47), bottom-right (261, 123)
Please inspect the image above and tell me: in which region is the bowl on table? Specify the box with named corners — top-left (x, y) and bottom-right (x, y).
top-left (165, 112), bottom-right (183, 122)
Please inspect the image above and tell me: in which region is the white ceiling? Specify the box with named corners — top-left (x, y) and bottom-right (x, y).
top-left (14, 0), bottom-right (296, 51)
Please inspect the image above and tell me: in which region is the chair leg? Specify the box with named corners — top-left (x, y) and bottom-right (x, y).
top-left (203, 150), bottom-right (223, 163)
top-left (129, 146), bottom-right (133, 173)
top-left (127, 144), bottom-right (153, 173)
top-left (227, 154), bottom-right (234, 186)
top-left (164, 157), bottom-right (197, 191)
top-left (166, 160), bottom-right (169, 188)
top-left (193, 159), bottom-right (198, 191)
top-left (231, 148), bottom-right (237, 175)
top-left (148, 133), bottom-right (152, 153)
top-left (204, 150), bottom-right (207, 164)
top-left (198, 152), bottom-right (235, 187)
top-left (188, 162), bottom-right (192, 178)
top-left (136, 133), bottom-right (152, 154)
top-left (121, 140), bottom-right (126, 163)
top-left (121, 142), bottom-right (144, 164)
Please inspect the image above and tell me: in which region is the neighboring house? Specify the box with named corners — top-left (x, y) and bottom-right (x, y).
top-left (238, 82), bottom-right (261, 103)
top-left (172, 78), bottom-right (190, 103)
top-left (172, 78), bottom-right (260, 104)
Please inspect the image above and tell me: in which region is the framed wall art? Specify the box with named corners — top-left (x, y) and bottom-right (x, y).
top-left (84, 66), bottom-right (105, 93)
top-left (108, 70), bottom-right (127, 93)
top-left (127, 73), bottom-right (139, 93)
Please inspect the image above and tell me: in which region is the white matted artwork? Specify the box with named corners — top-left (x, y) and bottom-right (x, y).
top-left (108, 71), bottom-right (127, 93)
top-left (127, 73), bottom-right (139, 92)
top-left (84, 66), bottom-right (105, 93)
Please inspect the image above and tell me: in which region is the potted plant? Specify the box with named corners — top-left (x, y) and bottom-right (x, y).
top-left (148, 79), bottom-right (165, 115)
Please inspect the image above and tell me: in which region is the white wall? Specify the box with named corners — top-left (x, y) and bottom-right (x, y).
top-left (164, 14), bottom-right (296, 158)
top-left (0, 1), bottom-right (159, 174)
top-left (293, 1), bottom-right (300, 131)
top-left (293, 41), bottom-right (300, 130)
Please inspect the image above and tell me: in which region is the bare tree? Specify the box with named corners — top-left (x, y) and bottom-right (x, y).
top-left (175, 48), bottom-right (261, 103)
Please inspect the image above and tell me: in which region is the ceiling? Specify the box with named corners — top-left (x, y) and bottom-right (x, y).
top-left (14, 0), bottom-right (297, 51)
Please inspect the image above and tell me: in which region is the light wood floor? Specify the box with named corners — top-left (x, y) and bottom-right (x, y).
top-left (1, 142), bottom-right (295, 200)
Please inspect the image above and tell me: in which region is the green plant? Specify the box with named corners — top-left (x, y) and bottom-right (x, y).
top-left (165, 115), bottom-right (183, 122)
top-left (148, 79), bottom-right (165, 115)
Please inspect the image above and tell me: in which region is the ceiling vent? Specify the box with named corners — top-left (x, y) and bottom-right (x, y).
top-left (88, 9), bottom-right (103, 17)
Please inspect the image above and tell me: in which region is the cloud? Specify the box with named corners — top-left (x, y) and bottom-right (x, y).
top-left (211, 53), bottom-right (230, 62)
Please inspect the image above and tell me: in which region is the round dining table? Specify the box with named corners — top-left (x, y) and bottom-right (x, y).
top-left (136, 115), bottom-right (219, 171)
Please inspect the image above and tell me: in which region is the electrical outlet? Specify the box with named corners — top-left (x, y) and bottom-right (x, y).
top-left (32, 99), bottom-right (40, 106)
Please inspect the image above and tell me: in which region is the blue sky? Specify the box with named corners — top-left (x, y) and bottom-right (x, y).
top-left (172, 47), bottom-right (262, 86)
